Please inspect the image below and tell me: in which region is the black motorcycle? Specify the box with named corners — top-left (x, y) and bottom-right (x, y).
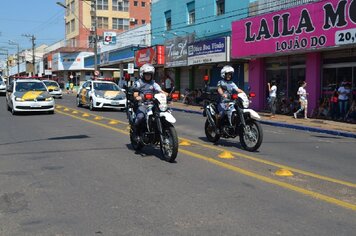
top-left (203, 90), bottom-right (263, 152)
top-left (125, 87), bottom-right (179, 162)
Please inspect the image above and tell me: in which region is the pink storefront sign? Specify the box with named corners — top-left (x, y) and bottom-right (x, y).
top-left (232, 0), bottom-right (356, 58)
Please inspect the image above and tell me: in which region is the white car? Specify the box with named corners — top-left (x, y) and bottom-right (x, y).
top-left (43, 80), bottom-right (63, 98)
top-left (6, 79), bottom-right (55, 115)
top-left (76, 80), bottom-right (126, 111)
top-left (0, 77), bottom-right (6, 94)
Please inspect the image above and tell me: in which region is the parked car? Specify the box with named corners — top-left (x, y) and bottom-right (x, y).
top-left (43, 80), bottom-right (63, 98)
top-left (6, 79), bottom-right (55, 115)
top-left (76, 80), bottom-right (126, 111)
top-left (0, 77), bottom-right (6, 95)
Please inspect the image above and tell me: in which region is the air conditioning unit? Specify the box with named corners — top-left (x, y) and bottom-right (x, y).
top-left (129, 18), bottom-right (136, 22)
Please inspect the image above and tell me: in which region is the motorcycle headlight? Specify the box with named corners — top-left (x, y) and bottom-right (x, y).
top-left (159, 104), bottom-right (168, 112)
top-left (45, 97), bottom-right (54, 101)
top-left (15, 97), bottom-right (24, 102)
top-left (242, 99), bottom-right (250, 109)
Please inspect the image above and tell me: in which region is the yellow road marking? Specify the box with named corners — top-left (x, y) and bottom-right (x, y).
top-left (179, 149), bottom-right (356, 211)
top-left (56, 107), bottom-right (356, 211)
top-left (56, 106), bottom-right (356, 188)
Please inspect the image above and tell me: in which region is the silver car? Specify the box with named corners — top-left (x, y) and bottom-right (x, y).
top-left (0, 77), bottom-right (6, 94)
top-left (6, 79), bottom-right (55, 115)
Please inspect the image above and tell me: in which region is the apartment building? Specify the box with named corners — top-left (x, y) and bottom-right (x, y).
top-left (64, 0), bottom-right (150, 49)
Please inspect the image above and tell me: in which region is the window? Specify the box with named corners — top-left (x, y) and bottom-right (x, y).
top-left (187, 1), bottom-right (195, 25)
top-left (216, 0), bottom-right (225, 15)
top-left (113, 0), bottom-right (129, 12)
top-left (96, 17), bottom-right (108, 29)
top-left (66, 22), bottom-right (70, 34)
top-left (96, 0), bottom-right (108, 10)
top-left (142, 19), bottom-right (146, 24)
top-left (112, 18), bottom-right (129, 30)
top-left (70, 19), bottom-right (75, 32)
top-left (141, 1), bottom-right (146, 7)
top-left (134, 1), bottom-right (138, 6)
top-left (165, 10), bottom-right (171, 31)
top-left (70, 1), bottom-right (75, 14)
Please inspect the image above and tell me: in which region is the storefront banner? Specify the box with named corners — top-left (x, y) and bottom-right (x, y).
top-left (188, 37), bottom-right (229, 65)
top-left (165, 34), bottom-right (195, 68)
top-left (232, 0), bottom-right (356, 58)
top-left (134, 46), bottom-right (165, 67)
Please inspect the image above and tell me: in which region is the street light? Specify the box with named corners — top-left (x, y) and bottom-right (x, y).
top-left (8, 40), bottom-right (20, 76)
top-left (56, 0), bottom-right (99, 75)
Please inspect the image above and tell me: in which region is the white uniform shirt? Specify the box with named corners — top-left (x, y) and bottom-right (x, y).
top-left (269, 85), bottom-right (277, 98)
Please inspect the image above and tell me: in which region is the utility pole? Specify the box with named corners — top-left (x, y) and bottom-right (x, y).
top-left (8, 40), bottom-right (20, 77)
top-left (90, 0), bottom-right (99, 75)
top-left (23, 34), bottom-right (36, 76)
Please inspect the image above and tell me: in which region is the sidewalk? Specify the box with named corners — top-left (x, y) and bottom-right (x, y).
top-left (170, 102), bottom-right (356, 139)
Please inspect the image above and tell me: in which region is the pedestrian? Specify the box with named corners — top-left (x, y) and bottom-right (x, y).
top-left (267, 80), bottom-right (277, 117)
top-left (329, 90), bottom-right (338, 120)
top-left (294, 81), bottom-right (308, 119)
top-left (164, 75), bottom-right (173, 93)
top-left (337, 81), bottom-right (351, 120)
top-left (119, 76), bottom-right (127, 88)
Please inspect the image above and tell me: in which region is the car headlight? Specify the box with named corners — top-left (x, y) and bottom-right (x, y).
top-left (94, 92), bottom-right (103, 98)
top-left (15, 97), bottom-right (24, 102)
top-left (45, 97), bottom-right (54, 101)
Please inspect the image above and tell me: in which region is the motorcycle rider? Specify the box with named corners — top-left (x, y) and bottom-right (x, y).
top-left (132, 63), bottom-right (168, 135)
top-left (216, 65), bottom-right (245, 130)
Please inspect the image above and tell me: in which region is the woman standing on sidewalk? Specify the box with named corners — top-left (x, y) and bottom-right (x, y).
top-left (267, 80), bottom-right (277, 118)
top-left (294, 81), bottom-right (308, 119)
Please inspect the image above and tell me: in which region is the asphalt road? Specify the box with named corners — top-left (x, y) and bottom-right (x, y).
top-left (0, 94), bottom-right (355, 235)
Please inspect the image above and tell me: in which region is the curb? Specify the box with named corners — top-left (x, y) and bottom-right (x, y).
top-left (171, 107), bottom-right (356, 139)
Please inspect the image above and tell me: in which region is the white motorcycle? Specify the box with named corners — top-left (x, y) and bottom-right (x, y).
top-left (203, 91), bottom-right (263, 152)
top-left (126, 89), bottom-right (179, 162)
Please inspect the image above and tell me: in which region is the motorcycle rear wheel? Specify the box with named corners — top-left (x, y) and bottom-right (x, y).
top-left (160, 123), bottom-right (178, 163)
top-left (239, 119), bottom-right (263, 152)
top-left (204, 119), bottom-right (220, 143)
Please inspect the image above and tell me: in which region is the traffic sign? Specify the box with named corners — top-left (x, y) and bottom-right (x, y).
top-left (94, 70), bottom-right (100, 76)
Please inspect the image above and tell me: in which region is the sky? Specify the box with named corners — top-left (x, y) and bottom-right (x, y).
top-left (0, 0), bottom-right (65, 55)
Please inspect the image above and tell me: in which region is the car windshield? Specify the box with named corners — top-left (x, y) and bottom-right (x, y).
top-left (44, 81), bottom-right (58, 87)
top-left (94, 83), bottom-right (120, 91)
top-left (16, 82), bottom-right (47, 92)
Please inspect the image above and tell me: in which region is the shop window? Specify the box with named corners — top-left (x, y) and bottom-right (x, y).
top-left (353, 68), bottom-right (356, 97)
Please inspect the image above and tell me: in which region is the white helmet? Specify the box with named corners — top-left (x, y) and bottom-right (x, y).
top-left (221, 65), bottom-right (234, 79)
top-left (140, 63), bottom-right (155, 79)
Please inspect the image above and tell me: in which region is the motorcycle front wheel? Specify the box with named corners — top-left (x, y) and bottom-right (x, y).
top-left (239, 119), bottom-right (263, 152)
top-left (160, 122), bottom-right (178, 163)
top-left (204, 119), bottom-right (220, 143)
top-left (130, 127), bottom-right (143, 151)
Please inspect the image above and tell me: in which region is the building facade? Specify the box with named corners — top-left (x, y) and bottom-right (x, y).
top-left (232, 0), bottom-right (356, 116)
top-left (151, 0), bottom-right (250, 94)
